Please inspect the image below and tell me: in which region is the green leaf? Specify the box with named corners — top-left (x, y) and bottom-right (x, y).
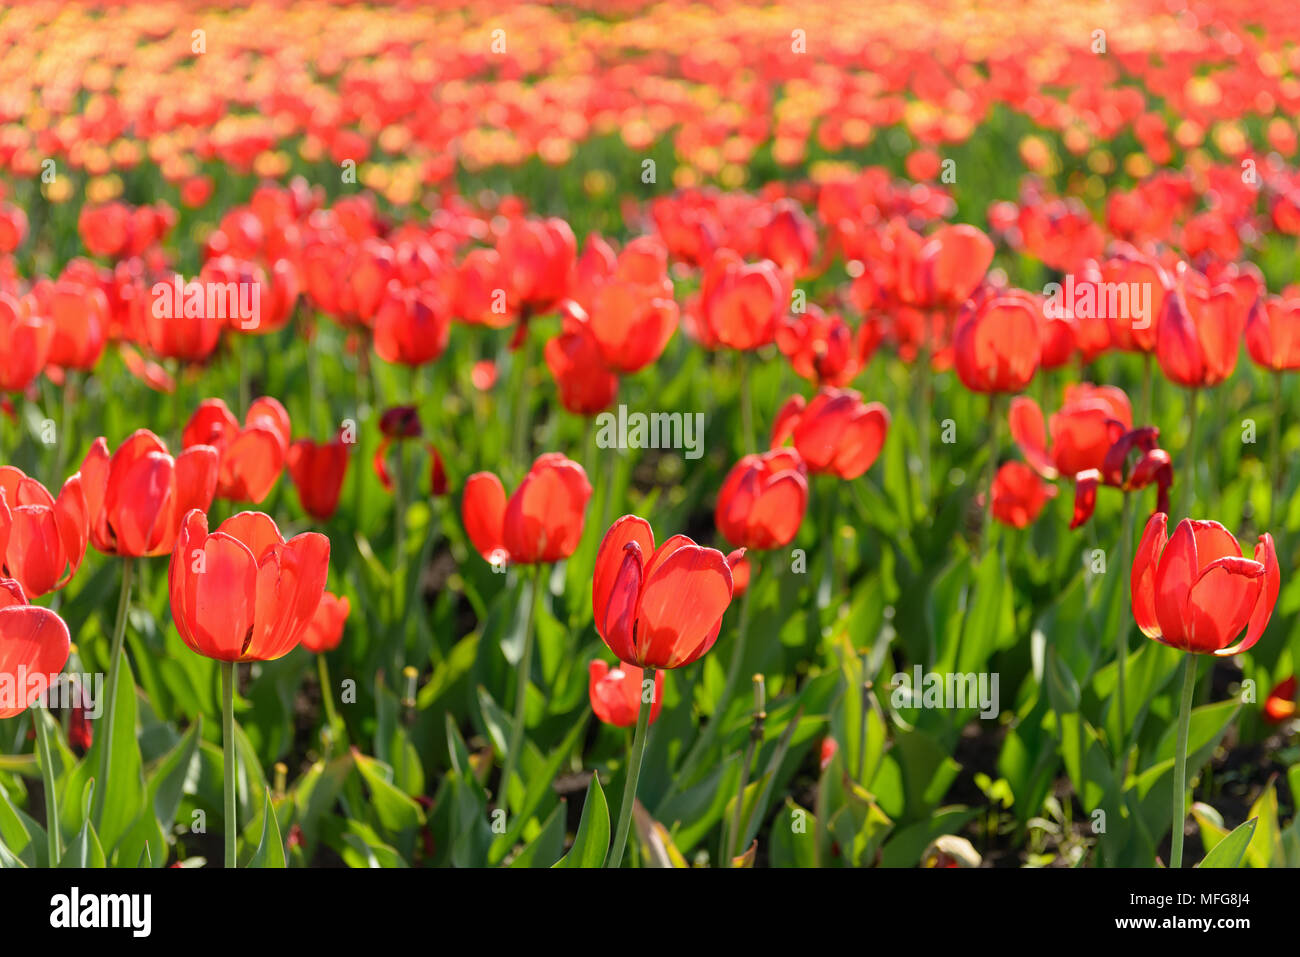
top-left (247, 789), bottom-right (287, 868)
top-left (353, 751), bottom-right (426, 836)
top-left (553, 773), bottom-right (609, 868)
top-left (1198, 817), bottom-right (1257, 868)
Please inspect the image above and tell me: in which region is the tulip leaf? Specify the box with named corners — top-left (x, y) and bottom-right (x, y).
top-left (247, 788), bottom-right (287, 868)
top-left (1198, 817), bottom-right (1257, 868)
top-left (553, 772), bottom-right (609, 868)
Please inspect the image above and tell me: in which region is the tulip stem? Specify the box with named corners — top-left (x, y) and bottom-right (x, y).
top-left (317, 653), bottom-right (343, 754)
top-left (727, 675), bottom-right (765, 862)
top-left (499, 564), bottom-right (543, 811)
top-left (981, 393), bottom-right (1003, 551)
top-left (1182, 388), bottom-right (1199, 516)
top-left (1114, 494), bottom-right (1134, 765)
top-left (1141, 353), bottom-right (1153, 426)
top-left (93, 556), bottom-right (134, 825)
top-left (34, 707), bottom-right (61, 866)
top-left (1270, 370), bottom-right (1282, 529)
top-left (1170, 652), bottom-right (1198, 868)
top-left (222, 660), bottom-right (237, 869)
top-left (917, 346), bottom-right (932, 513)
top-left (739, 351), bottom-right (756, 453)
top-left (607, 670), bottom-right (654, 869)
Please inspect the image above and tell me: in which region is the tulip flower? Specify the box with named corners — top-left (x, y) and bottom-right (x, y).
top-left (301, 591), bottom-right (350, 655)
top-left (952, 289), bottom-right (1042, 394)
top-left (462, 453), bottom-right (590, 810)
top-left (145, 273), bottom-right (225, 362)
top-left (286, 433), bottom-right (351, 520)
top-left (990, 462), bottom-right (1057, 528)
top-left (0, 291), bottom-right (53, 395)
top-left (0, 578), bottom-right (70, 865)
top-left (1263, 676), bottom-right (1297, 725)
top-left (715, 448), bottom-right (808, 550)
top-left (373, 283), bottom-right (452, 367)
top-left (461, 453), bottom-right (592, 567)
top-left (169, 508), bottom-right (330, 867)
top-left (0, 203), bottom-right (27, 253)
top-left (591, 514), bottom-right (735, 868)
top-left (544, 307), bottom-right (620, 416)
top-left (183, 397), bottom-right (291, 504)
top-left (1009, 384), bottom-right (1132, 480)
top-left (0, 467), bottom-right (89, 599)
top-left (588, 659), bottom-right (664, 728)
top-left (1069, 426), bottom-right (1172, 529)
top-left (567, 235), bottom-right (679, 374)
top-left (33, 276), bottom-right (109, 372)
top-left (1244, 296), bottom-right (1300, 526)
top-left (1131, 513), bottom-right (1280, 868)
top-left (771, 388), bottom-right (890, 480)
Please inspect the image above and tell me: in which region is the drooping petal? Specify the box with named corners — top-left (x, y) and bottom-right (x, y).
top-left (1186, 557), bottom-right (1264, 654)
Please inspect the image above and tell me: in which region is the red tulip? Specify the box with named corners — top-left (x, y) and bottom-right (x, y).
top-left (726, 548), bottom-right (750, 597)
top-left (0, 467), bottom-right (88, 599)
top-left (759, 199), bottom-right (818, 278)
top-left (182, 397), bottom-right (291, 504)
top-left (592, 514), bottom-right (734, 669)
top-left (952, 290), bottom-right (1041, 394)
top-left (168, 509), bottom-right (330, 662)
top-left (145, 273), bottom-right (225, 362)
top-left (771, 388), bottom-right (890, 480)
top-left (684, 249), bottom-right (790, 351)
top-left (373, 283), bottom-right (452, 367)
top-left (1095, 247), bottom-right (1168, 354)
top-left (300, 591), bottom-right (350, 654)
top-left (80, 430), bottom-right (219, 557)
top-left (33, 276), bottom-right (109, 371)
top-left (569, 235), bottom-right (679, 374)
top-left (0, 203), bottom-right (27, 254)
top-left (715, 448), bottom-right (808, 549)
top-left (497, 216), bottom-right (577, 315)
top-left (1155, 264), bottom-right (1254, 388)
top-left (990, 461), bottom-right (1057, 528)
top-left (462, 453), bottom-right (592, 565)
top-left (588, 659), bottom-right (664, 727)
top-left (544, 307), bottom-right (620, 416)
top-left (1131, 514), bottom-right (1279, 655)
top-left (0, 579), bottom-right (71, 719)
top-left (1263, 675), bottom-right (1297, 725)
top-left (286, 434), bottom-right (350, 520)
top-left (1245, 296), bottom-right (1300, 372)
top-left (1071, 426), bottom-right (1173, 528)
top-left (1009, 384), bottom-right (1131, 479)
top-left (776, 306), bottom-right (871, 387)
top-left (0, 291), bottom-right (53, 393)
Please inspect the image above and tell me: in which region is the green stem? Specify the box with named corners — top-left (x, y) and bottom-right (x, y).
top-left (1270, 370), bottom-right (1282, 530)
top-left (1115, 494), bottom-right (1135, 765)
top-left (607, 669), bottom-right (654, 869)
top-left (1181, 388), bottom-right (1199, 516)
top-left (34, 707), bottom-right (61, 867)
top-left (917, 346), bottom-right (932, 513)
top-left (981, 393), bottom-right (1003, 551)
top-left (1169, 653), bottom-right (1198, 868)
top-left (510, 325), bottom-right (534, 472)
top-left (317, 653), bottom-right (342, 754)
top-left (1140, 352), bottom-right (1153, 425)
top-left (499, 564), bottom-right (543, 810)
top-left (739, 351), bottom-right (756, 454)
top-left (222, 660), bottom-right (237, 869)
top-left (93, 556), bottom-right (135, 824)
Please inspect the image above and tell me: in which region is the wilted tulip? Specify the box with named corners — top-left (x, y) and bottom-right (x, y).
top-left (1009, 384), bottom-right (1131, 479)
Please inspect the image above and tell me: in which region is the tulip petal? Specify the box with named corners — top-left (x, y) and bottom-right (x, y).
top-left (462, 472), bottom-right (508, 562)
top-left (593, 515), bottom-right (655, 635)
top-left (1186, 557), bottom-right (1263, 654)
top-left (1131, 511), bottom-right (1167, 639)
top-left (636, 544), bottom-right (733, 669)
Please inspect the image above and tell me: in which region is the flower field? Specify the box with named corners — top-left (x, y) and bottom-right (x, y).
top-left (1, 0), bottom-right (1299, 877)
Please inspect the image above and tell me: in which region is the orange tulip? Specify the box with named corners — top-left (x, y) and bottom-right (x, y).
top-left (771, 388), bottom-right (890, 480)
top-left (182, 397), bottom-right (291, 504)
